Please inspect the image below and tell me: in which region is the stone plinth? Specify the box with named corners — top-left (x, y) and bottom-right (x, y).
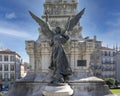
top-left (70, 76), bottom-right (112, 96)
top-left (42, 84), bottom-right (73, 96)
top-left (7, 73), bottom-right (112, 96)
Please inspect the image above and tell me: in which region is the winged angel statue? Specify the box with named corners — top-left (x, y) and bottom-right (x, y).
top-left (29, 8), bottom-right (85, 84)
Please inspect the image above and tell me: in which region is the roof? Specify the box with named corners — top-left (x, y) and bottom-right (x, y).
top-left (0, 49), bottom-right (21, 57)
top-left (100, 47), bottom-right (114, 50)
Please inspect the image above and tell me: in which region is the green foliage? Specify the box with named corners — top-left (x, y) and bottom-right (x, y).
top-left (115, 79), bottom-right (120, 87)
top-left (105, 78), bottom-right (114, 88)
top-left (105, 78), bottom-right (120, 88)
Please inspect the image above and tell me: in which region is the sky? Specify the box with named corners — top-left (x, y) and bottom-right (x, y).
top-left (0, 0), bottom-right (120, 62)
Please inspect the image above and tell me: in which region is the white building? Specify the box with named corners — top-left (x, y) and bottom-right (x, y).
top-left (115, 51), bottom-right (120, 81)
top-left (86, 36), bottom-right (102, 78)
top-left (0, 49), bottom-right (22, 86)
top-left (100, 47), bottom-right (116, 79)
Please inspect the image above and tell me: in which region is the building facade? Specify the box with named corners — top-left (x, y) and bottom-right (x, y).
top-left (84, 36), bottom-right (102, 78)
top-left (100, 47), bottom-right (116, 79)
top-left (0, 49), bottom-right (22, 88)
top-left (115, 51), bottom-right (120, 81)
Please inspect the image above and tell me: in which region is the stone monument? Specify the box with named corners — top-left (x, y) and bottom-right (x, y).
top-left (7, 0), bottom-right (112, 96)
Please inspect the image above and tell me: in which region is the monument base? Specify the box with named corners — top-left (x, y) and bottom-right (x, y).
top-left (70, 77), bottom-right (112, 96)
top-left (42, 84), bottom-right (73, 96)
top-left (6, 72), bottom-right (112, 96)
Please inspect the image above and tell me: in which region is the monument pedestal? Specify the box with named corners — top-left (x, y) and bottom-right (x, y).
top-left (70, 76), bottom-right (112, 96)
top-left (42, 84), bottom-right (73, 96)
top-left (7, 72), bottom-right (112, 96)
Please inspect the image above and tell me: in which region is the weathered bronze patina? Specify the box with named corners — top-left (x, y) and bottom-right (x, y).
top-left (29, 8), bottom-right (85, 84)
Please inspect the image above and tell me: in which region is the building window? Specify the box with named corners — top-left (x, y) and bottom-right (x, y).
top-left (10, 73), bottom-right (14, 80)
top-left (102, 51), bottom-right (104, 56)
top-left (109, 51), bottom-right (111, 56)
top-left (0, 73), bottom-right (2, 80)
top-left (4, 65), bottom-right (8, 71)
top-left (113, 52), bottom-right (115, 56)
top-left (59, 0), bottom-right (62, 2)
top-left (4, 73), bottom-right (8, 80)
top-left (10, 56), bottom-right (15, 62)
top-left (0, 55), bottom-right (2, 61)
top-left (0, 65), bottom-right (2, 71)
top-left (11, 65), bottom-right (14, 71)
top-left (105, 51), bottom-right (107, 56)
top-left (97, 56), bottom-right (100, 60)
top-left (111, 58), bottom-right (113, 63)
top-left (72, 0), bottom-right (75, 2)
top-left (4, 56), bottom-right (8, 61)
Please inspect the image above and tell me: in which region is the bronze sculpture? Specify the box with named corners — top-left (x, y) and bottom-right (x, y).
top-left (29, 8), bottom-right (85, 84)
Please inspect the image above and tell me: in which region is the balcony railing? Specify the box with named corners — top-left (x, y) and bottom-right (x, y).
top-left (90, 65), bottom-right (102, 70)
top-left (102, 75), bottom-right (115, 78)
top-left (102, 62), bottom-right (115, 64)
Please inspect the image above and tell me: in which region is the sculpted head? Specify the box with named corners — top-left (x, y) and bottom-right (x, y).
top-left (55, 26), bottom-right (61, 34)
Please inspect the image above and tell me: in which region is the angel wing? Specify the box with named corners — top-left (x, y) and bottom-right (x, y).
top-left (65, 8), bottom-right (85, 32)
top-left (29, 11), bottom-right (54, 39)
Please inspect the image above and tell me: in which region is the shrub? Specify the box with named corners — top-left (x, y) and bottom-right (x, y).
top-left (115, 79), bottom-right (120, 88)
top-left (105, 78), bottom-right (120, 88)
top-left (105, 78), bottom-right (115, 88)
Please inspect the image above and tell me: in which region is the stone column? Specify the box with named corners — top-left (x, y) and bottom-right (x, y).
top-left (25, 41), bottom-right (36, 72)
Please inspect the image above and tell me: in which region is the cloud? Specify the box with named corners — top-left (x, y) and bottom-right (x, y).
top-left (5, 12), bottom-right (16, 19)
top-left (0, 16), bottom-right (37, 39)
top-left (106, 19), bottom-right (120, 28)
top-left (94, 11), bottom-right (120, 47)
top-left (106, 11), bottom-right (120, 27)
top-left (82, 18), bottom-right (120, 48)
top-left (114, 12), bottom-right (120, 16)
top-left (98, 20), bottom-right (120, 47)
top-left (99, 29), bottom-right (120, 47)
top-left (106, 18), bottom-right (120, 27)
top-left (0, 27), bottom-right (32, 39)
top-left (0, 42), bottom-right (5, 50)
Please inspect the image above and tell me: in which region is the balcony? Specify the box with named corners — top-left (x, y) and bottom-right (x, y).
top-left (102, 62), bottom-right (115, 64)
top-left (90, 65), bottom-right (102, 70)
top-left (102, 75), bottom-right (115, 78)
top-left (95, 73), bottom-right (102, 77)
top-left (102, 67), bottom-right (115, 71)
